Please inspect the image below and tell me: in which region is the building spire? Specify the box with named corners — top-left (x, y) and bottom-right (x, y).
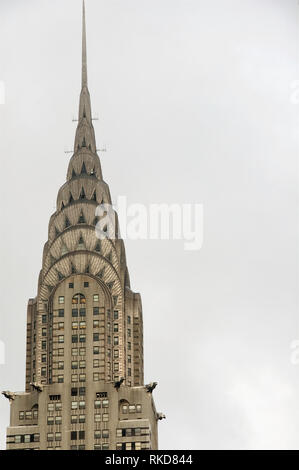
top-left (74, 0), bottom-right (97, 154)
top-left (82, 0), bottom-right (87, 87)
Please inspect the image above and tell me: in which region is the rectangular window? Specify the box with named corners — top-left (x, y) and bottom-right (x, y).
top-left (72, 361), bottom-right (78, 369)
top-left (55, 416), bottom-right (62, 425)
top-left (114, 363), bottom-right (119, 372)
top-left (128, 342), bottom-right (131, 350)
top-left (41, 367), bottom-right (46, 377)
top-left (80, 348), bottom-right (86, 356)
top-left (94, 400), bottom-right (101, 409)
top-left (58, 309), bottom-right (64, 317)
top-left (71, 431), bottom-right (77, 441)
top-left (58, 322), bottom-right (64, 330)
top-left (71, 401), bottom-right (78, 410)
top-left (94, 414), bottom-right (101, 422)
top-left (93, 320), bottom-right (99, 328)
top-left (72, 322), bottom-right (79, 330)
top-left (47, 416), bottom-right (54, 425)
top-left (122, 405), bottom-right (128, 414)
top-left (93, 359), bottom-right (99, 368)
top-left (136, 404), bottom-right (142, 413)
top-left (72, 374), bottom-right (78, 383)
top-left (114, 349), bottom-right (119, 359)
top-left (94, 430), bottom-right (101, 439)
top-left (102, 399), bottom-right (109, 408)
top-left (84, 282), bottom-right (89, 287)
top-left (72, 308), bottom-right (78, 317)
top-left (102, 429), bottom-right (109, 438)
top-left (71, 388), bottom-right (78, 396)
top-left (58, 361), bottom-right (64, 370)
top-left (19, 411), bottom-right (24, 420)
top-left (128, 368), bottom-right (131, 376)
top-left (79, 415), bottom-right (85, 423)
top-left (113, 310), bottom-right (118, 320)
top-left (93, 346), bottom-right (99, 355)
top-left (71, 415), bottom-right (77, 424)
top-left (79, 334), bottom-right (86, 343)
top-left (129, 405), bottom-right (136, 413)
top-left (79, 430), bottom-right (85, 440)
top-left (93, 333), bottom-right (99, 341)
top-left (58, 335), bottom-right (64, 343)
top-left (57, 375), bottom-right (64, 383)
top-left (79, 387), bottom-right (86, 396)
top-left (42, 340), bottom-right (47, 350)
top-left (113, 323), bottom-right (118, 333)
top-left (128, 355), bottom-right (131, 363)
top-left (69, 282), bottom-right (74, 288)
top-left (72, 335), bottom-right (78, 343)
top-left (79, 360), bottom-right (86, 368)
top-left (93, 294), bottom-right (99, 302)
top-left (79, 374), bottom-right (86, 382)
top-left (102, 413), bottom-right (109, 422)
top-left (114, 336), bottom-right (119, 346)
top-left (93, 307), bottom-right (99, 316)
top-left (72, 348), bottom-right (78, 356)
top-left (55, 402), bottom-right (62, 411)
top-left (58, 296), bottom-right (64, 304)
top-left (25, 411), bottom-right (32, 419)
top-left (42, 314), bottom-right (47, 323)
top-left (127, 315), bottom-right (131, 324)
top-left (79, 401), bottom-right (85, 409)
top-left (55, 432), bottom-right (62, 441)
top-left (47, 433), bottom-right (54, 442)
top-left (58, 348), bottom-right (64, 356)
top-left (79, 321), bottom-right (86, 329)
top-left (48, 403), bottom-right (55, 411)
top-left (128, 328), bottom-right (131, 337)
top-left (42, 328), bottom-right (47, 336)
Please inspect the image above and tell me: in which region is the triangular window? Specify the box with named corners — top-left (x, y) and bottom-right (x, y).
top-left (80, 187), bottom-right (86, 199)
top-left (78, 235), bottom-right (85, 250)
top-left (81, 162), bottom-right (87, 175)
top-left (65, 217), bottom-right (71, 229)
top-left (95, 241), bottom-right (101, 252)
top-left (78, 212), bottom-right (86, 224)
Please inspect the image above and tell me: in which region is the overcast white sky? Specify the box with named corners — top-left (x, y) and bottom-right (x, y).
top-left (0, 0), bottom-right (298, 450)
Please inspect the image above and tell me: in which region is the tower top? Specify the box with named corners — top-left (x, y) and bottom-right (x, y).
top-left (82, 0), bottom-right (87, 88)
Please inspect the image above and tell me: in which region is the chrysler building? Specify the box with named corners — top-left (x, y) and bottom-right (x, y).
top-left (4, 2), bottom-right (161, 450)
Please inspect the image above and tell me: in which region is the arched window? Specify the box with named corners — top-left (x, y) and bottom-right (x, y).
top-left (72, 293), bottom-right (86, 305)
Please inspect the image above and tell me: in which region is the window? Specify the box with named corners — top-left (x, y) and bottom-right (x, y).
top-left (42, 314), bottom-right (47, 323)
top-left (69, 282), bottom-right (74, 288)
top-left (47, 416), bottom-right (54, 425)
top-left (94, 430), bottom-right (101, 439)
top-left (129, 405), bottom-right (136, 413)
top-left (58, 362), bottom-right (64, 370)
top-left (71, 431), bottom-right (77, 441)
top-left (55, 432), bottom-right (62, 441)
top-left (79, 321), bottom-right (86, 329)
top-left (72, 374), bottom-right (78, 383)
top-left (102, 429), bottom-right (109, 438)
top-left (55, 416), bottom-right (62, 425)
top-left (93, 294), bottom-right (99, 302)
top-left (79, 415), bottom-right (85, 423)
top-left (79, 334), bottom-right (86, 343)
top-left (41, 367), bottom-right (46, 377)
top-left (72, 293), bottom-right (86, 304)
top-left (102, 413), bottom-right (109, 422)
top-left (102, 444), bottom-right (109, 450)
top-left (79, 387), bottom-right (86, 395)
top-left (128, 329), bottom-right (131, 337)
top-left (94, 400), bottom-right (101, 409)
top-left (93, 346), bottom-right (99, 355)
top-left (79, 401), bottom-right (85, 409)
top-left (58, 309), bottom-right (64, 317)
top-left (72, 322), bottom-right (78, 329)
top-left (93, 359), bottom-right (99, 368)
top-left (19, 411), bottom-right (24, 420)
top-left (80, 308), bottom-right (86, 316)
top-left (128, 368), bottom-right (131, 376)
top-left (94, 414), bottom-right (101, 422)
top-left (102, 399), bottom-right (109, 408)
top-left (72, 335), bottom-right (78, 343)
top-left (71, 388), bottom-right (78, 396)
top-left (79, 431), bottom-right (85, 440)
top-left (128, 355), bottom-right (131, 363)
top-left (93, 320), bottom-right (99, 328)
top-left (42, 340), bottom-right (47, 350)
top-left (80, 347), bottom-right (86, 356)
top-left (25, 411), bottom-right (32, 419)
top-left (114, 310), bottom-right (119, 320)
top-left (127, 315), bottom-right (131, 324)
top-left (42, 328), bottom-right (47, 337)
top-left (128, 342), bottom-right (131, 350)
top-left (84, 282), bottom-right (89, 288)
top-left (136, 404), bottom-right (142, 413)
top-left (48, 403), bottom-right (55, 411)
top-left (122, 405), bottom-right (128, 414)
top-left (47, 433), bottom-right (54, 442)
top-left (114, 323), bottom-right (118, 333)
top-left (72, 348), bottom-right (78, 356)
top-left (72, 309), bottom-right (78, 317)
top-left (58, 348), bottom-right (64, 356)
top-left (93, 333), bottom-right (99, 342)
top-left (93, 373), bottom-right (100, 381)
top-left (71, 415), bottom-right (77, 424)
top-left (58, 335), bottom-right (64, 343)
top-left (58, 322), bottom-right (64, 330)
top-left (114, 336), bottom-right (119, 346)
top-left (58, 296), bottom-right (64, 304)
top-left (79, 360), bottom-right (86, 368)
top-left (116, 429), bottom-right (122, 437)
top-left (71, 401), bottom-right (78, 410)
top-left (57, 375), bottom-right (64, 383)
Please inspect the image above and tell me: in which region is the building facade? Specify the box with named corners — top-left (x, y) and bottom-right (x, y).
top-left (4, 2), bottom-right (161, 450)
